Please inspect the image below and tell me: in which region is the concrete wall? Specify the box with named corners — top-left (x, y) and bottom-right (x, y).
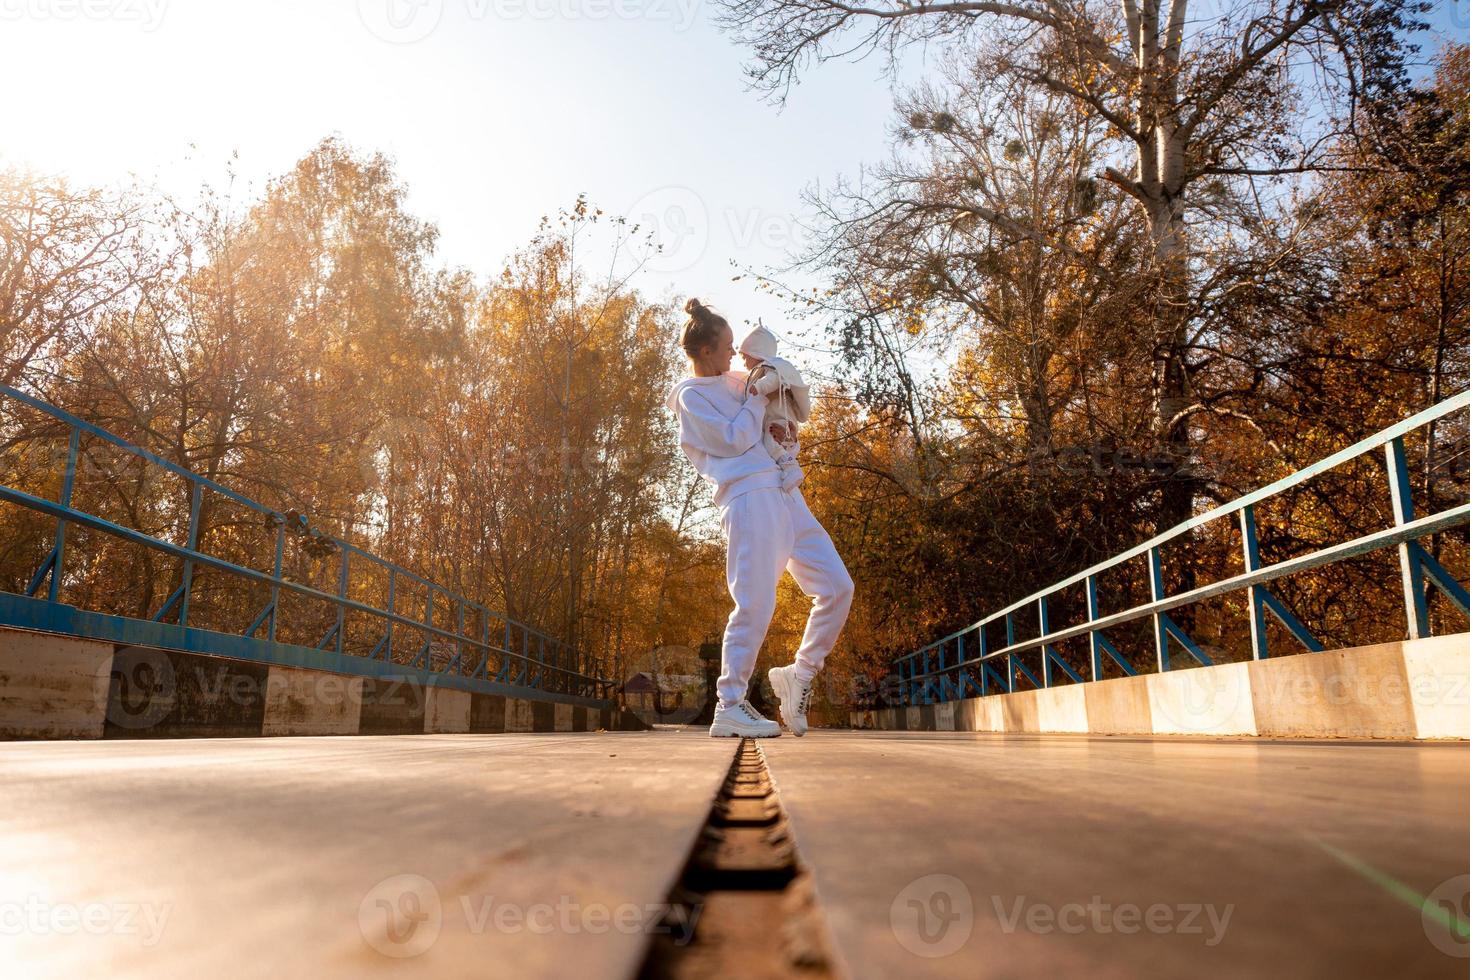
top-left (506, 697), bottom-right (536, 733)
top-left (0, 629), bottom-right (113, 739)
top-left (852, 633), bottom-right (1470, 740)
top-left (0, 625), bottom-right (645, 740)
top-left (262, 665), bottom-right (363, 736)
top-left (423, 686), bottom-right (471, 734)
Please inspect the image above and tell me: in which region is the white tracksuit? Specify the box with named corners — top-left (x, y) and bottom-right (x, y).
top-left (666, 372), bottom-right (855, 707)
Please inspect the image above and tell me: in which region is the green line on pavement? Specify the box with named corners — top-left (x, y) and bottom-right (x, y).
top-left (1313, 837), bottom-right (1470, 940)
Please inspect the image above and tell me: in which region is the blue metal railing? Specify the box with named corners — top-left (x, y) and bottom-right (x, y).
top-left (0, 383), bottom-right (614, 706)
top-left (893, 390), bottom-right (1470, 706)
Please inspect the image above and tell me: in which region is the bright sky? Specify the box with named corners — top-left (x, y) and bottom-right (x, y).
top-left (2, 0), bottom-right (1467, 359)
top-left (0, 0), bottom-right (932, 356)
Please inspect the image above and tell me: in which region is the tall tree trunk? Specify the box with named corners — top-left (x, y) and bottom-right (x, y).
top-left (1139, 0), bottom-right (1199, 582)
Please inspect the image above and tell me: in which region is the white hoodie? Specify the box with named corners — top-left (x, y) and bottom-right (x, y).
top-left (665, 372), bottom-right (783, 506)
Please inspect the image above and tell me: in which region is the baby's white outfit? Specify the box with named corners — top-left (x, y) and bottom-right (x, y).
top-left (739, 325), bottom-right (811, 492)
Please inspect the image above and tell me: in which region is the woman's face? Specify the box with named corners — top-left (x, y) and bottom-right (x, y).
top-left (693, 324), bottom-right (735, 377)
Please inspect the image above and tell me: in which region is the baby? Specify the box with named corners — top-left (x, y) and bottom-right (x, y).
top-left (738, 323), bottom-right (812, 492)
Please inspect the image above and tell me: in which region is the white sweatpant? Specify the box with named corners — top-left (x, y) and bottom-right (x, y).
top-left (716, 486), bottom-right (855, 707)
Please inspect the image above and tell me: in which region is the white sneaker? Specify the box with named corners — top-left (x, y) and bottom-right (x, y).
top-left (709, 700), bottom-right (781, 738)
top-left (768, 664), bottom-right (813, 736)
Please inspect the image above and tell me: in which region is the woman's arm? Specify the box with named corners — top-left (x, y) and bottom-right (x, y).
top-left (677, 386), bottom-right (767, 457)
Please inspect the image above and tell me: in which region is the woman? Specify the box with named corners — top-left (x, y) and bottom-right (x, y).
top-left (664, 298), bottom-right (855, 737)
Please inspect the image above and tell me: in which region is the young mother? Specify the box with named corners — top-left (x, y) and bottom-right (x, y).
top-left (664, 298), bottom-right (855, 738)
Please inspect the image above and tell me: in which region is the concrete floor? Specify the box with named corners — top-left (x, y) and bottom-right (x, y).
top-left (0, 729), bottom-right (733, 980)
top-left (1, 729), bottom-right (1467, 978)
top-left (765, 731), bottom-right (1470, 979)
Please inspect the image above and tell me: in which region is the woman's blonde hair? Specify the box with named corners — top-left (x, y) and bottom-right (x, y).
top-left (680, 298), bottom-right (728, 358)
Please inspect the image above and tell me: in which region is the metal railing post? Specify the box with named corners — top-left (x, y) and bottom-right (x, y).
top-left (1005, 613), bottom-right (1017, 691)
top-left (1038, 594), bottom-right (1053, 688)
top-left (936, 642), bottom-right (946, 703)
top-left (978, 627), bottom-right (990, 695)
top-left (1240, 504), bottom-right (1268, 659)
top-left (335, 550), bottom-right (349, 657)
top-left (386, 567), bottom-right (396, 662)
top-left (418, 584), bottom-right (435, 670)
top-left (504, 617), bottom-right (512, 668)
top-left (177, 481), bottom-right (202, 627)
top-left (479, 609), bottom-right (490, 679)
top-left (1085, 574), bottom-right (1103, 681)
top-left (455, 600), bottom-right (465, 675)
top-left (48, 427), bottom-right (80, 603)
top-left (268, 523), bottom-right (284, 642)
top-left (956, 632), bottom-right (966, 698)
top-left (1148, 545), bottom-right (1168, 671)
top-left (931, 645), bottom-right (940, 704)
top-left (923, 646), bottom-right (933, 704)
top-left (1387, 436), bottom-right (1429, 639)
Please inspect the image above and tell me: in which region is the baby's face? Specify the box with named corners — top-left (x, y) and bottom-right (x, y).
top-left (740, 351), bottom-right (764, 371)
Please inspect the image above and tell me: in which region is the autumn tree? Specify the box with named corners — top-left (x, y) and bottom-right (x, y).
top-left (718, 0), bottom-right (1428, 528)
top-left (0, 142), bottom-right (703, 694)
top-left (1, 170), bottom-right (154, 388)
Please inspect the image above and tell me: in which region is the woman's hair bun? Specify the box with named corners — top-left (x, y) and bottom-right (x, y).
top-left (679, 297), bottom-right (728, 359)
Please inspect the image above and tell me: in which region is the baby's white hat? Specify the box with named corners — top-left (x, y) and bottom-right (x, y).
top-left (738, 324), bottom-right (779, 360)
